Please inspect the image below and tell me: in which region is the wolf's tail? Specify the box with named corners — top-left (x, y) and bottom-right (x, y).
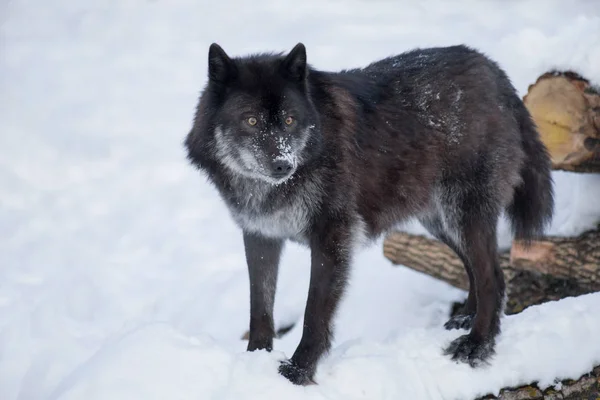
top-left (505, 99), bottom-right (555, 243)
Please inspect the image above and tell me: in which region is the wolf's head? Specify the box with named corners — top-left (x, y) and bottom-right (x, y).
top-left (202, 43), bottom-right (319, 185)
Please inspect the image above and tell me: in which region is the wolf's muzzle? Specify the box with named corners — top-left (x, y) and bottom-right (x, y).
top-left (270, 159), bottom-right (294, 179)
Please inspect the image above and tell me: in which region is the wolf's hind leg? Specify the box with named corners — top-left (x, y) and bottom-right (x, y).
top-left (443, 213), bottom-right (505, 367)
top-left (444, 264), bottom-right (476, 331)
top-left (419, 215), bottom-right (476, 331)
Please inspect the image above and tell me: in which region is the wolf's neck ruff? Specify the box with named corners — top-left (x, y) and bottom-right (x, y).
top-left (225, 166), bottom-right (323, 244)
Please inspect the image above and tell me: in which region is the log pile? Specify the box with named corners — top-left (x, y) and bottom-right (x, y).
top-left (384, 70), bottom-right (600, 399)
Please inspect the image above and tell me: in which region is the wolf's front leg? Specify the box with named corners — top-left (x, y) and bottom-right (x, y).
top-left (279, 220), bottom-right (352, 385)
top-left (243, 231), bottom-right (283, 352)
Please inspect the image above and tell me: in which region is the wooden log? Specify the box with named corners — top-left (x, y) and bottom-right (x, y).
top-left (384, 231), bottom-right (474, 290)
top-left (383, 231), bottom-right (516, 292)
top-left (384, 227), bottom-right (600, 292)
top-left (523, 70), bottom-right (600, 173)
top-left (510, 227), bottom-right (600, 291)
top-left (383, 226), bottom-right (599, 314)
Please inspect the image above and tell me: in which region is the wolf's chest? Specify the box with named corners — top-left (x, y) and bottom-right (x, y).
top-left (233, 203), bottom-right (311, 241)
top-left (225, 181), bottom-right (317, 241)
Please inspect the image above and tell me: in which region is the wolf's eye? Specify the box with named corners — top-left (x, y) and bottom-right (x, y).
top-left (285, 116), bottom-right (294, 125)
top-left (247, 117), bottom-right (258, 126)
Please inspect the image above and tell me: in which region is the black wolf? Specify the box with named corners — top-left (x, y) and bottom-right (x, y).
top-left (185, 43), bottom-right (554, 385)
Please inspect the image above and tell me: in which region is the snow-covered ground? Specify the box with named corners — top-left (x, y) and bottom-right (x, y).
top-left (1, 1), bottom-right (600, 399)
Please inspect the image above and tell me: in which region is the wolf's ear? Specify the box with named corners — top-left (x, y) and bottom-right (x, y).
top-left (281, 43), bottom-right (307, 82)
top-left (208, 43), bottom-right (234, 83)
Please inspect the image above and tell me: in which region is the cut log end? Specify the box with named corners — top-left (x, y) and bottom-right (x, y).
top-left (524, 70), bottom-right (600, 173)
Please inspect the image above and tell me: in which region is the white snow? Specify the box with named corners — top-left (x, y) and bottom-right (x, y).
top-left (1, 1), bottom-right (600, 399)
top-left (274, 135), bottom-right (296, 166)
top-left (49, 293), bottom-right (600, 400)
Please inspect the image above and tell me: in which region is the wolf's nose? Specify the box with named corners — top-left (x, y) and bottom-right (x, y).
top-left (270, 160), bottom-right (293, 178)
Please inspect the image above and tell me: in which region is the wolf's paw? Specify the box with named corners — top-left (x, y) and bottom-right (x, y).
top-left (278, 360), bottom-right (316, 386)
top-left (247, 336), bottom-right (273, 352)
top-left (444, 334), bottom-right (494, 368)
top-left (444, 314), bottom-right (474, 330)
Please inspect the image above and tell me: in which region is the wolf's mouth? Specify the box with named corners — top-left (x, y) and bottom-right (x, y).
top-left (233, 160), bottom-right (297, 185)
top-left (258, 167), bottom-right (296, 185)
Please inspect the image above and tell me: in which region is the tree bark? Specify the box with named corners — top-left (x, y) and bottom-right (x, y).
top-left (523, 70), bottom-right (600, 173)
